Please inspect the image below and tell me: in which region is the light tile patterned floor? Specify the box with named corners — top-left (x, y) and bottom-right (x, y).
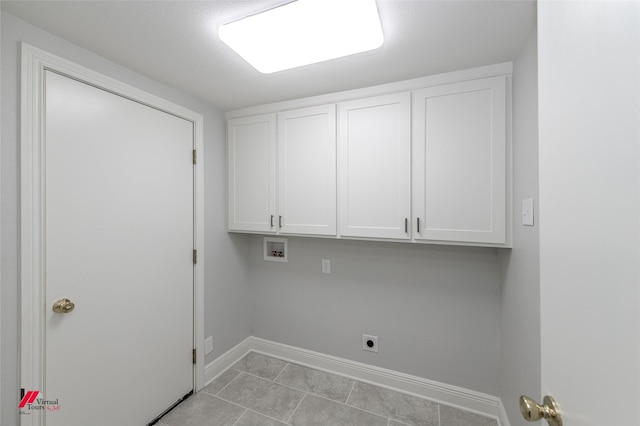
top-left (159, 352), bottom-right (498, 426)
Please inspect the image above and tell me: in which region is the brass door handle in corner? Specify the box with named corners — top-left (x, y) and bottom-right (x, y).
top-left (520, 395), bottom-right (562, 426)
top-left (52, 298), bottom-right (75, 314)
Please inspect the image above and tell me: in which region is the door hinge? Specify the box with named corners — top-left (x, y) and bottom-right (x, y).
top-left (192, 348), bottom-right (197, 364)
top-left (193, 249), bottom-right (197, 264)
top-left (192, 149), bottom-right (197, 165)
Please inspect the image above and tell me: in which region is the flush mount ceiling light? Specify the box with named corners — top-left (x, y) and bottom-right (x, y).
top-left (218, 0), bottom-right (384, 74)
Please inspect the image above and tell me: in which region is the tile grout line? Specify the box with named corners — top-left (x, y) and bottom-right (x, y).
top-left (213, 369), bottom-right (243, 396)
top-left (214, 385), bottom-right (415, 426)
top-left (343, 382), bottom-right (401, 419)
top-left (232, 369), bottom-right (283, 385)
top-left (229, 408), bottom-right (248, 426)
top-left (223, 366), bottom-right (329, 408)
top-left (242, 369), bottom-right (316, 396)
top-left (345, 380), bottom-right (357, 406)
top-left (207, 361), bottom-right (305, 425)
top-left (234, 364), bottom-right (349, 404)
top-left (233, 362), bottom-right (392, 423)
top-left (212, 392), bottom-right (290, 425)
top-left (344, 381), bottom-right (444, 426)
top-left (390, 420), bottom-right (414, 426)
top-left (286, 391), bottom-right (309, 425)
top-left (272, 361), bottom-right (289, 384)
top-left (209, 393), bottom-right (251, 412)
top-left (306, 390), bottom-right (391, 424)
top-left (247, 408), bottom-right (293, 426)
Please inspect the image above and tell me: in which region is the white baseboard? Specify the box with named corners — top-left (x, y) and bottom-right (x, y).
top-left (497, 399), bottom-right (512, 426)
top-left (204, 336), bottom-right (511, 426)
top-left (202, 337), bottom-right (254, 386)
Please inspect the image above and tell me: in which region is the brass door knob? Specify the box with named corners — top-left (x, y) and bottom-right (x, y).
top-left (52, 298), bottom-right (75, 314)
top-left (520, 395), bottom-right (562, 426)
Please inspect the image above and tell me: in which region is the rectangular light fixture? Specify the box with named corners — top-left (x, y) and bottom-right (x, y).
top-left (218, 0), bottom-right (384, 74)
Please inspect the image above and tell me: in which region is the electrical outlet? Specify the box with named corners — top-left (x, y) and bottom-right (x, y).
top-left (204, 336), bottom-right (213, 355)
top-left (362, 334), bottom-right (378, 353)
top-left (322, 259), bottom-right (331, 274)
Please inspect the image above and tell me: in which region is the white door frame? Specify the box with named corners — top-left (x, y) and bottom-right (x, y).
top-left (19, 43), bottom-right (206, 426)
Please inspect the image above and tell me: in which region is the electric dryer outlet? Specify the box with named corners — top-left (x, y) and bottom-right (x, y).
top-left (362, 334), bottom-right (378, 353)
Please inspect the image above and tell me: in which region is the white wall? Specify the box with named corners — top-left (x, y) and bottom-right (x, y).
top-left (538, 2), bottom-right (639, 424)
top-left (0, 12), bottom-right (251, 426)
top-left (499, 26), bottom-right (540, 426)
top-left (249, 236), bottom-right (501, 395)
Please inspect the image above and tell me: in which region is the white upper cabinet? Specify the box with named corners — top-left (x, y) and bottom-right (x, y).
top-left (338, 93), bottom-right (412, 239)
top-left (412, 76), bottom-right (507, 244)
top-left (227, 65), bottom-right (512, 247)
top-left (277, 105), bottom-right (336, 235)
top-left (227, 114), bottom-right (277, 233)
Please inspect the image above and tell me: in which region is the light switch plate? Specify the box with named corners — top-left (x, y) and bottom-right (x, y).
top-left (321, 259), bottom-right (331, 274)
top-left (522, 198), bottom-right (534, 226)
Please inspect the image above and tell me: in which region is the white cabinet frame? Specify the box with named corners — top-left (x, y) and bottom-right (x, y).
top-left (338, 93), bottom-right (412, 239)
top-left (227, 114), bottom-right (278, 233)
top-left (278, 105), bottom-right (337, 236)
top-left (412, 76), bottom-right (507, 244)
top-left (226, 63), bottom-right (512, 247)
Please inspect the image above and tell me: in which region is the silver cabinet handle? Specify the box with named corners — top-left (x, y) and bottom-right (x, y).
top-left (270, 215), bottom-right (274, 227)
top-left (405, 218), bottom-right (408, 233)
top-left (279, 216), bottom-right (282, 228)
top-left (417, 218), bottom-right (421, 233)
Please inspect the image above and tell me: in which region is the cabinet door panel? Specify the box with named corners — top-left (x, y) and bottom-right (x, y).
top-left (339, 93), bottom-right (411, 239)
top-left (228, 114), bottom-right (277, 232)
top-left (413, 76), bottom-right (506, 244)
top-left (278, 105), bottom-right (336, 235)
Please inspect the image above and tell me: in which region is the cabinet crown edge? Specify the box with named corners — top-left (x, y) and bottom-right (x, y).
top-left (225, 62), bottom-right (512, 119)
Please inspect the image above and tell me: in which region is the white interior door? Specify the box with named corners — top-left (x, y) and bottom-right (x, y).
top-left (44, 70), bottom-right (194, 425)
top-left (538, 2), bottom-right (639, 426)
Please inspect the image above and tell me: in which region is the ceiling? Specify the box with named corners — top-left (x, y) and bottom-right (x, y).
top-left (1, 0), bottom-right (536, 111)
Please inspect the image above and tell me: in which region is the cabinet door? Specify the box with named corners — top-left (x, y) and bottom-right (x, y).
top-left (278, 105), bottom-right (336, 235)
top-left (338, 93), bottom-right (411, 239)
top-left (228, 114), bottom-right (277, 232)
top-left (412, 76), bottom-right (506, 244)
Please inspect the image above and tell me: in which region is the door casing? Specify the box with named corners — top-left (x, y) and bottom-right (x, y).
top-left (19, 43), bottom-right (206, 426)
